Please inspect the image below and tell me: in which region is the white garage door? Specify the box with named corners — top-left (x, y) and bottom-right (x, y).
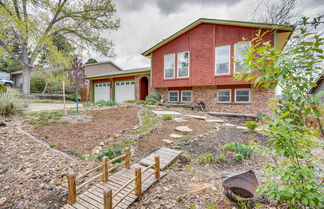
top-left (115, 81), bottom-right (135, 103)
top-left (94, 82), bottom-right (110, 102)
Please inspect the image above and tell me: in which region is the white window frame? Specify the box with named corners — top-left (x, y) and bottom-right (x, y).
top-left (168, 90), bottom-right (179, 102)
top-left (164, 53), bottom-right (175, 79)
top-left (234, 41), bottom-right (251, 73)
top-left (234, 88), bottom-right (250, 103)
top-left (177, 51), bottom-right (190, 78)
top-left (217, 89), bottom-right (231, 103)
top-left (215, 45), bottom-right (231, 75)
top-left (181, 90), bottom-right (192, 102)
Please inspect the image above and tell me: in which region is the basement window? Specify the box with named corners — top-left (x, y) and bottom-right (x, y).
top-left (164, 54), bottom-right (175, 79)
top-left (178, 51), bottom-right (189, 78)
top-left (235, 89), bottom-right (250, 103)
top-left (217, 89), bottom-right (231, 103)
top-left (168, 91), bottom-right (179, 102)
top-left (181, 90), bottom-right (192, 102)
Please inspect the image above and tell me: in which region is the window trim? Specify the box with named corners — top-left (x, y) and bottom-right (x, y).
top-left (234, 88), bottom-right (251, 103)
top-left (217, 89), bottom-right (231, 103)
top-left (164, 53), bottom-right (175, 79)
top-left (168, 90), bottom-right (179, 102)
top-left (181, 90), bottom-right (192, 102)
top-left (177, 51), bottom-right (190, 78)
top-left (234, 41), bottom-right (251, 73)
top-left (215, 45), bottom-right (231, 75)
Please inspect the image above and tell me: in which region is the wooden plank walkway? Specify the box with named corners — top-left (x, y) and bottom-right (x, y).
top-left (140, 147), bottom-right (182, 170)
top-left (62, 164), bottom-right (166, 209)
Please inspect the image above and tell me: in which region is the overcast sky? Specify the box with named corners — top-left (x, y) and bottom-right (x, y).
top-left (86, 0), bottom-right (324, 70)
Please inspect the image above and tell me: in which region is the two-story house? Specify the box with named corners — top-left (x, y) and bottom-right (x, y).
top-left (86, 18), bottom-right (293, 114)
top-left (142, 18), bottom-right (294, 114)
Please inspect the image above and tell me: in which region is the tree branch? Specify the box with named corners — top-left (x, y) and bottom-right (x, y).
top-left (0, 38), bottom-right (20, 63)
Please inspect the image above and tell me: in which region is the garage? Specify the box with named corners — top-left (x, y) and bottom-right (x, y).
top-left (94, 82), bottom-right (110, 102)
top-left (115, 80), bottom-right (135, 103)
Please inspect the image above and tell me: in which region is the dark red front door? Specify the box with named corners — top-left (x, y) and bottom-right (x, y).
top-left (140, 77), bottom-right (149, 100)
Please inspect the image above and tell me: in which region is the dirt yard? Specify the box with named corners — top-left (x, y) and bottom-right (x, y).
top-left (32, 107), bottom-right (140, 154)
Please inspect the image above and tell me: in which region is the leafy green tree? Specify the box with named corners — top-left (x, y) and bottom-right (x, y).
top-left (0, 0), bottom-right (119, 95)
top-left (85, 58), bottom-right (98, 64)
top-left (235, 17), bottom-right (323, 208)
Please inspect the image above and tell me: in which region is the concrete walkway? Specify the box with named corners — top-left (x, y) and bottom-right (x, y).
top-left (27, 103), bottom-right (83, 112)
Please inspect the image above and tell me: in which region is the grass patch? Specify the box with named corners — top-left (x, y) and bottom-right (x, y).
top-left (83, 100), bottom-right (116, 107)
top-left (129, 108), bottom-right (158, 135)
top-left (49, 144), bottom-right (57, 149)
top-left (224, 142), bottom-right (254, 161)
top-left (24, 100), bottom-right (73, 104)
top-left (27, 110), bottom-right (72, 126)
top-left (162, 114), bottom-right (172, 120)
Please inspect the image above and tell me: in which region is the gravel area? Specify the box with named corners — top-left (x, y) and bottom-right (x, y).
top-left (0, 116), bottom-right (96, 209)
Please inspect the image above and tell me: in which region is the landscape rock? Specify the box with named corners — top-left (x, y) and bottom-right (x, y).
top-left (173, 118), bottom-right (188, 123)
top-left (186, 115), bottom-right (206, 120)
top-left (224, 123), bottom-right (236, 127)
top-left (236, 126), bottom-right (248, 130)
top-left (175, 126), bottom-right (193, 133)
top-left (189, 185), bottom-right (211, 195)
top-left (205, 119), bottom-right (224, 123)
top-left (0, 197), bottom-right (7, 205)
top-left (162, 139), bottom-right (174, 145)
top-left (100, 141), bottom-right (105, 146)
top-left (169, 134), bottom-right (183, 138)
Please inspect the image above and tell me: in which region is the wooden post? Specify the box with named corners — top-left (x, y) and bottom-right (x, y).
top-left (104, 189), bottom-right (112, 209)
top-left (135, 168), bottom-right (142, 198)
top-left (154, 156), bottom-right (160, 180)
top-left (102, 157), bottom-right (108, 182)
top-left (124, 148), bottom-right (130, 169)
top-left (67, 174), bottom-right (76, 205)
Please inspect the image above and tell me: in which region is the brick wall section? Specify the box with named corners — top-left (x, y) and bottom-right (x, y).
top-left (156, 86), bottom-right (275, 114)
top-left (134, 74), bottom-right (155, 100)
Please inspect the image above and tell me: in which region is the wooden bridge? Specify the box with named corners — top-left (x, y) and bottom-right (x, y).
top-left (61, 149), bottom-right (166, 209)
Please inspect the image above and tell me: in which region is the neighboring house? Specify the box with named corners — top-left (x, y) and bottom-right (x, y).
top-left (86, 65), bottom-right (151, 103)
top-left (309, 74), bottom-right (324, 101)
top-left (10, 70), bottom-right (23, 87)
top-left (85, 61), bottom-right (122, 77)
top-left (141, 18), bottom-right (294, 114)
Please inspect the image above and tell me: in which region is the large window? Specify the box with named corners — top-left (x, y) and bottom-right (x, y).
top-left (235, 89), bottom-right (250, 103)
top-left (217, 89), bottom-right (231, 103)
top-left (215, 45), bottom-right (230, 75)
top-left (181, 90), bottom-right (192, 102)
top-left (164, 54), bottom-right (175, 79)
top-left (168, 91), bottom-right (179, 102)
top-left (178, 51), bottom-right (189, 78)
top-left (234, 42), bottom-right (250, 73)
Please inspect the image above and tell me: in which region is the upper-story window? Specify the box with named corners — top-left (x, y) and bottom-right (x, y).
top-left (234, 41), bottom-right (250, 73)
top-left (177, 51), bottom-right (189, 78)
top-left (164, 54), bottom-right (175, 79)
top-left (215, 45), bottom-right (230, 75)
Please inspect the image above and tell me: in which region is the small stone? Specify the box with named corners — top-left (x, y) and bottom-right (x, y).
top-left (236, 126), bottom-right (248, 130)
top-left (186, 115), bottom-right (206, 120)
top-left (224, 123), bottom-right (236, 127)
top-left (173, 118), bottom-right (188, 123)
top-left (95, 149), bottom-right (100, 154)
top-left (0, 197), bottom-right (7, 205)
top-left (175, 126), bottom-right (193, 133)
top-left (205, 119), bottom-right (224, 123)
top-left (189, 185), bottom-right (210, 195)
top-left (100, 142), bottom-right (104, 146)
top-left (170, 134), bottom-right (183, 138)
top-left (162, 139), bottom-right (174, 145)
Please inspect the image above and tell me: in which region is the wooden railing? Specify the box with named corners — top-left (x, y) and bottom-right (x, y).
top-left (67, 148), bottom-right (131, 205)
top-left (103, 156), bottom-right (161, 209)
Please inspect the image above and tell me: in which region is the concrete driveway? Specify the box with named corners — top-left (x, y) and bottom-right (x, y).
top-left (27, 103), bottom-right (83, 112)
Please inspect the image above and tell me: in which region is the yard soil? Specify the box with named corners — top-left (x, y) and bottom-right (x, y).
top-left (135, 117), bottom-right (215, 155)
top-left (131, 126), bottom-right (269, 209)
top-left (32, 107), bottom-right (140, 154)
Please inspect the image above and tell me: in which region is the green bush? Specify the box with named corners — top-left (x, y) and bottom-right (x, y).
top-left (218, 153), bottom-right (227, 162)
top-left (162, 114), bottom-right (172, 120)
top-left (224, 142), bottom-right (254, 160)
top-left (0, 84), bottom-right (7, 95)
top-left (198, 153), bottom-right (215, 164)
top-left (97, 149), bottom-right (123, 162)
top-left (246, 121), bottom-right (258, 131)
top-left (0, 91), bottom-right (25, 116)
top-left (49, 144), bottom-right (57, 149)
top-left (124, 100), bottom-right (135, 103)
top-left (30, 71), bottom-right (47, 91)
top-left (234, 153), bottom-right (244, 162)
top-left (145, 94), bottom-right (161, 102)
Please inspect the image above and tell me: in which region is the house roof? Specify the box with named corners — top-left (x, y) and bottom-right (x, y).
top-left (85, 61), bottom-right (122, 71)
top-left (86, 67), bottom-right (150, 79)
top-left (142, 18), bottom-right (295, 56)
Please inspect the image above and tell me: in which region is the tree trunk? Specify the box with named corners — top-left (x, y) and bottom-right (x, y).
top-left (42, 81), bottom-right (48, 95)
top-left (22, 65), bottom-right (31, 96)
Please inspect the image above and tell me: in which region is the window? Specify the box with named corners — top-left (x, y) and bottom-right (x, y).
top-left (234, 42), bottom-right (250, 73)
top-left (103, 84), bottom-right (106, 87)
top-left (164, 54), bottom-right (175, 79)
top-left (235, 89), bottom-right (250, 103)
top-left (215, 45), bottom-right (230, 75)
top-left (126, 81), bottom-right (130, 85)
top-left (131, 81), bottom-right (135, 85)
top-left (181, 91), bottom-right (192, 102)
top-left (95, 84), bottom-right (98, 87)
top-left (168, 91), bottom-right (179, 102)
top-left (116, 82), bottom-right (120, 86)
top-left (217, 89), bottom-right (231, 103)
top-left (178, 51), bottom-right (189, 78)
top-left (121, 82), bottom-right (124, 85)
top-left (99, 84), bottom-right (102, 87)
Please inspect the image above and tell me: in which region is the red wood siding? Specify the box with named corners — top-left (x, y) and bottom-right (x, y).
top-left (151, 23), bottom-right (275, 88)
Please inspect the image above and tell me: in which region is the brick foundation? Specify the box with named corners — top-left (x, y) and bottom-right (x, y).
top-left (155, 86), bottom-right (275, 114)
